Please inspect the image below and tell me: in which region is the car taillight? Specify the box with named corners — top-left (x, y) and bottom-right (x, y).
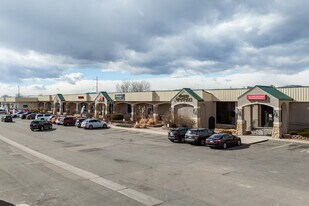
top-left (206, 139), bottom-right (209, 143)
top-left (195, 136), bottom-right (199, 139)
top-left (214, 140), bottom-right (221, 143)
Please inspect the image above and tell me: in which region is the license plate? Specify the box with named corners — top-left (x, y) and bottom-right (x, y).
top-left (210, 140), bottom-right (213, 143)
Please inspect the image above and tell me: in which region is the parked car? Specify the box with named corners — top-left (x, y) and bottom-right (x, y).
top-left (168, 128), bottom-right (188, 143)
top-left (0, 109), bottom-right (7, 114)
top-left (30, 120), bottom-right (53, 131)
top-left (1, 115), bottom-right (13, 122)
top-left (80, 119), bottom-right (107, 129)
top-left (21, 112), bottom-right (33, 119)
top-left (13, 111), bottom-right (24, 118)
top-left (206, 133), bottom-right (241, 149)
top-left (75, 118), bottom-right (86, 128)
top-left (26, 113), bottom-right (36, 120)
top-left (55, 117), bottom-right (65, 125)
top-left (62, 117), bottom-right (76, 126)
top-left (185, 128), bottom-right (214, 146)
top-left (50, 116), bottom-right (59, 124)
top-left (35, 114), bottom-right (52, 121)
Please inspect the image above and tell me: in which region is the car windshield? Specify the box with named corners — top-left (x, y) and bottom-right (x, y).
top-left (210, 134), bottom-right (224, 139)
top-left (188, 129), bottom-right (198, 134)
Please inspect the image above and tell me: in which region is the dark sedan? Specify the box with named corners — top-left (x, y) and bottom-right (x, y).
top-left (205, 133), bottom-right (241, 149)
top-left (168, 128), bottom-right (188, 143)
top-left (21, 112), bottom-right (33, 119)
top-left (30, 120), bottom-right (53, 131)
top-left (185, 128), bottom-right (214, 146)
top-left (1, 115), bottom-right (13, 122)
top-left (26, 113), bottom-right (36, 120)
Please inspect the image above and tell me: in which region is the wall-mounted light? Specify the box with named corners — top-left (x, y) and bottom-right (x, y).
top-left (273, 110), bottom-right (279, 118)
top-left (235, 108), bottom-right (242, 116)
top-left (193, 108), bottom-right (198, 115)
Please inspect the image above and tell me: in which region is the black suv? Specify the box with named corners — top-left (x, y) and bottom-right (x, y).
top-left (168, 128), bottom-right (188, 143)
top-left (185, 128), bottom-right (214, 146)
top-left (1, 115), bottom-right (13, 122)
top-left (21, 112), bottom-right (33, 119)
top-left (30, 120), bottom-right (53, 131)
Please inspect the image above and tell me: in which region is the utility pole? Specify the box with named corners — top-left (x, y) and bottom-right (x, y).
top-left (96, 76), bottom-right (98, 93)
top-left (17, 85), bottom-right (20, 97)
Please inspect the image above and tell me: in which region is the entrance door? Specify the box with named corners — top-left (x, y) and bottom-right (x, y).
top-left (209, 116), bottom-right (215, 130)
top-left (261, 105), bottom-right (273, 127)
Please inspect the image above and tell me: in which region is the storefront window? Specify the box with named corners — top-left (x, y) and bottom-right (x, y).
top-left (216, 102), bottom-right (236, 125)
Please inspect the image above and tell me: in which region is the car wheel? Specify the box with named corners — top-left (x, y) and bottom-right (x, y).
top-left (40, 126), bottom-right (44, 131)
top-left (89, 125), bottom-right (93, 130)
top-left (223, 143), bottom-right (227, 149)
top-left (200, 139), bottom-right (205, 146)
top-left (181, 137), bottom-right (185, 143)
top-left (49, 125), bottom-right (52, 130)
top-left (237, 140), bottom-right (241, 146)
top-left (102, 124), bottom-right (107, 128)
top-left (30, 129), bottom-right (34, 131)
top-left (170, 139), bottom-right (175, 143)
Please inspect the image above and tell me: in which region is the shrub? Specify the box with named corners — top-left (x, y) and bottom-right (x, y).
top-left (86, 113), bottom-right (94, 118)
top-left (124, 114), bottom-right (131, 121)
top-left (298, 131), bottom-right (309, 137)
top-left (147, 119), bottom-right (155, 125)
top-left (162, 112), bottom-right (173, 127)
top-left (140, 124), bottom-right (147, 128)
top-left (175, 115), bottom-right (195, 128)
top-left (221, 130), bottom-right (233, 134)
top-left (139, 118), bottom-right (148, 124)
top-left (112, 113), bottom-right (124, 120)
top-left (288, 130), bottom-right (298, 135)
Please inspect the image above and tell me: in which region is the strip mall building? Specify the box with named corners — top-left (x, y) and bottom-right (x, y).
top-left (1, 85), bottom-right (309, 138)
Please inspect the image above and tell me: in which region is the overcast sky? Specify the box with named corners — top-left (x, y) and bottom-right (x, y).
top-left (0, 0), bottom-right (308, 96)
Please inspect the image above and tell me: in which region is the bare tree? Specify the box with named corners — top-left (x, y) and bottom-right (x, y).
top-left (116, 80), bottom-right (151, 92)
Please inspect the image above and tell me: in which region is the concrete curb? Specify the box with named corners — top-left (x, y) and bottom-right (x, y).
top-left (109, 124), bottom-right (167, 136)
top-left (271, 138), bottom-right (309, 144)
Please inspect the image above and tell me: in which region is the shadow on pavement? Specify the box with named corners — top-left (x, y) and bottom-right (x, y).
top-left (208, 144), bottom-right (251, 151)
top-left (0, 200), bottom-right (15, 206)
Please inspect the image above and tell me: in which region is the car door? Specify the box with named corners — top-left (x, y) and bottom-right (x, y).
top-left (225, 134), bottom-right (234, 146)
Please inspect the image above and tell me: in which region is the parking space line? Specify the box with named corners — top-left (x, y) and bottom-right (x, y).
top-left (300, 148), bottom-right (309, 153)
top-left (0, 134), bottom-right (164, 206)
top-left (266, 143), bottom-right (293, 150)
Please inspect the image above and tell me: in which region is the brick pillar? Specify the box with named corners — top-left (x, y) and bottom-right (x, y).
top-left (272, 121), bottom-right (282, 139)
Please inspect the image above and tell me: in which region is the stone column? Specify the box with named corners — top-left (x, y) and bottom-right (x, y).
top-left (88, 103), bottom-right (92, 114)
top-left (130, 104), bottom-right (136, 121)
top-left (194, 106), bottom-right (200, 128)
top-left (153, 105), bottom-right (158, 123)
top-left (53, 104), bottom-right (57, 115)
top-left (76, 103), bottom-right (79, 115)
top-left (272, 121), bottom-right (282, 138)
top-left (94, 103), bottom-right (99, 119)
top-left (236, 107), bottom-right (246, 135)
top-left (59, 103), bottom-right (63, 115)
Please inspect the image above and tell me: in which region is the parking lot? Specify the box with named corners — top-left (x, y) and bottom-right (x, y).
top-left (0, 119), bottom-right (309, 206)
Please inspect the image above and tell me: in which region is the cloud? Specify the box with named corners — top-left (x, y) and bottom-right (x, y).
top-left (58, 73), bottom-right (84, 85)
top-left (0, 0), bottom-right (308, 84)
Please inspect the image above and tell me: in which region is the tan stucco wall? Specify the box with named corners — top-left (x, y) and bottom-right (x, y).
top-left (62, 94), bottom-right (90, 102)
top-left (289, 102), bottom-right (309, 130)
top-left (238, 87), bottom-right (280, 110)
top-left (38, 95), bottom-right (53, 102)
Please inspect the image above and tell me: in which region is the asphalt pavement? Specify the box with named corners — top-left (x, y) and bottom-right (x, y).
top-left (0, 119), bottom-right (308, 206)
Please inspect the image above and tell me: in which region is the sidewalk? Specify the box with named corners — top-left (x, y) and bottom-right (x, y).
top-left (238, 135), bottom-right (270, 144)
top-left (109, 125), bottom-right (273, 145)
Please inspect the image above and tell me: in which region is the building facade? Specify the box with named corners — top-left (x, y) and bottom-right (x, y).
top-left (1, 85), bottom-right (309, 138)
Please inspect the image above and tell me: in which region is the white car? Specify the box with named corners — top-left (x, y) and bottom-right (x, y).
top-left (55, 117), bottom-right (65, 125)
top-left (80, 119), bottom-right (107, 129)
top-left (35, 114), bottom-right (52, 121)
